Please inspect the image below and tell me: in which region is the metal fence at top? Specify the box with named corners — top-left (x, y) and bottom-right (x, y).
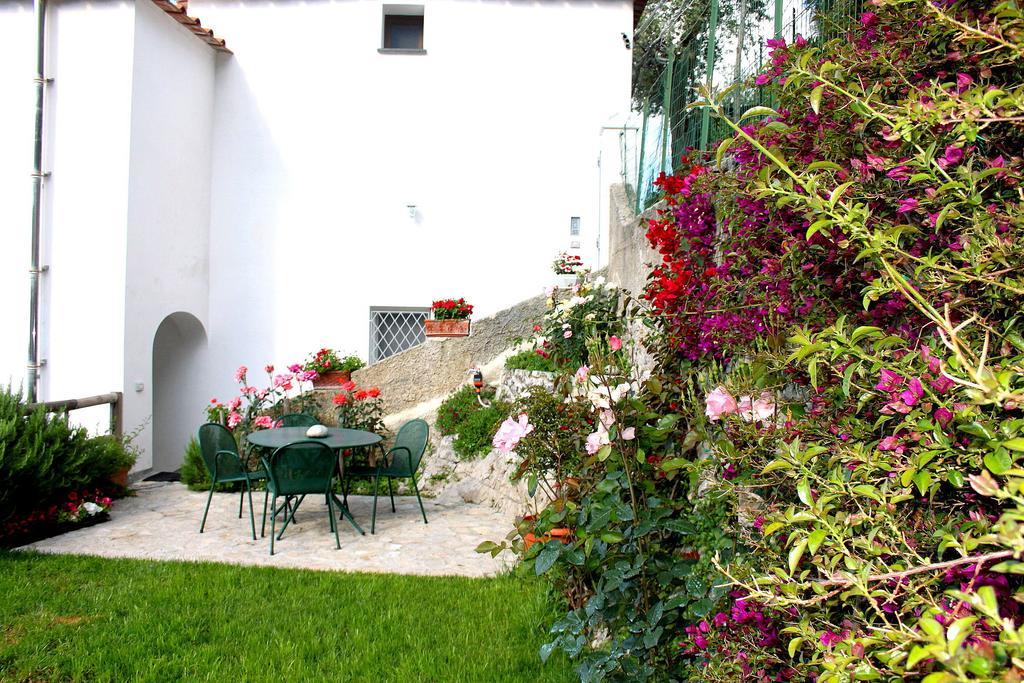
top-left (628, 0), bottom-right (864, 211)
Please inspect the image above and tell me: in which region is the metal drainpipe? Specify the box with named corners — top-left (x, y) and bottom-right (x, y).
top-left (27, 0), bottom-right (48, 403)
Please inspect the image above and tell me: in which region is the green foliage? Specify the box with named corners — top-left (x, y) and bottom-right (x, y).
top-left (436, 386), bottom-right (510, 460)
top-left (179, 436), bottom-right (230, 492)
top-left (505, 349), bottom-right (557, 372)
top-left (0, 552), bottom-right (575, 681)
top-left (0, 386), bottom-right (136, 525)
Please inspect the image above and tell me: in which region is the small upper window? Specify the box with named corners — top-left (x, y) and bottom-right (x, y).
top-left (570, 217), bottom-right (581, 236)
top-left (382, 5), bottom-right (424, 52)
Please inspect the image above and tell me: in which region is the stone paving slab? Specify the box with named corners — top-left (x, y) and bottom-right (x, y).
top-left (24, 482), bottom-right (516, 578)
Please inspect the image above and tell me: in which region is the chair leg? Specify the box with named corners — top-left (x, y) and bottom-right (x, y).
top-left (412, 476), bottom-right (428, 525)
top-left (270, 495), bottom-right (277, 556)
top-left (246, 480), bottom-right (257, 541)
top-left (200, 485), bottom-right (215, 533)
top-left (387, 478), bottom-right (395, 513)
top-left (371, 476), bottom-right (379, 534)
top-left (261, 489), bottom-right (269, 538)
top-left (326, 494), bottom-right (341, 550)
top-left (238, 486), bottom-right (244, 518)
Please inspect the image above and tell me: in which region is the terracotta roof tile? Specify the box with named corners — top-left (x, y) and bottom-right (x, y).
top-left (151, 0), bottom-right (232, 53)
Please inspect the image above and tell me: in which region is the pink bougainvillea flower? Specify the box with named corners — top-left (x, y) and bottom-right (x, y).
top-left (705, 386), bottom-right (738, 421)
top-left (860, 11), bottom-right (877, 26)
top-left (820, 630), bottom-right (845, 648)
top-left (934, 407), bottom-right (954, 427)
top-left (877, 435), bottom-right (901, 451)
top-left (723, 463), bottom-right (738, 480)
top-left (931, 375), bottom-right (955, 393)
top-left (896, 198), bottom-right (919, 214)
top-left (875, 369), bottom-right (905, 392)
top-left (253, 415), bottom-right (275, 429)
top-left (609, 335), bottom-right (622, 351)
top-left (886, 165), bottom-right (911, 180)
top-left (755, 72), bottom-right (772, 85)
top-left (899, 377), bottom-right (924, 406)
top-left (942, 145), bottom-right (964, 166)
top-left (492, 413), bottom-right (534, 454)
top-left (234, 366), bottom-right (248, 383)
top-left (956, 72), bottom-right (973, 92)
top-left (621, 426), bottom-right (636, 441)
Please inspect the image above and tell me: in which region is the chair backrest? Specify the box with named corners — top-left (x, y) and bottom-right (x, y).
top-left (390, 419), bottom-right (429, 475)
top-left (276, 412), bottom-right (318, 428)
top-left (264, 441), bottom-right (337, 497)
top-left (197, 423), bottom-right (244, 479)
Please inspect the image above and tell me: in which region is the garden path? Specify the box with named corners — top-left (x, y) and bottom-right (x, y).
top-left (23, 482), bottom-right (515, 577)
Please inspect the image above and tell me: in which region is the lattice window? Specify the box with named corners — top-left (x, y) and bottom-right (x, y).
top-left (369, 307), bottom-right (429, 364)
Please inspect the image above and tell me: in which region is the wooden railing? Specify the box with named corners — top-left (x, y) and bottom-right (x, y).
top-left (28, 392), bottom-right (123, 437)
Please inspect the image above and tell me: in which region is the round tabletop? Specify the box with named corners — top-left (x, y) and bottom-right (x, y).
top-left (245, 426), bottom-right (382, 451)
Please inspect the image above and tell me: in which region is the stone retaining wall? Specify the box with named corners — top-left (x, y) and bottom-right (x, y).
top-left (607, 183), bottom-right (661, 296)
top-left (352, 294), bottom-right (546, 416)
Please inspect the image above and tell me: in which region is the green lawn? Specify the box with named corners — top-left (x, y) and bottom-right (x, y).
top-left (0, 552), bottom-right (574, 682)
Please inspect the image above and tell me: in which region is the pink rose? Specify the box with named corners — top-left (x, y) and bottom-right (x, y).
top-left (705, 386), bottom-right (738, 422)
top-left (609, 335), bottom-right (622, 351)
top-left (585, 427), bottom-right (609, 455)
top-left (575, 365), bottom-right (590, 385)
top-left (234, 366), bottom-right (248, 383)
top-left (253, 415), bottom-right (275, 429)
top-left (492, 413), bottom-right (534, 454)
top-left (621, 426), bottom-right (636, 441)
top-left (227, 412), bottom-right (242, 429)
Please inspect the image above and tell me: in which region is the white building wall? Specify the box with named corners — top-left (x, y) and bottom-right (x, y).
top-left (0, 2), bottom-right (37, 398)
top-left (191, 0), bottom-right (633, 396)
top-left (123, 0), bottom-right (217, 471)
top-left (0, 1), bottom-right (135, 434)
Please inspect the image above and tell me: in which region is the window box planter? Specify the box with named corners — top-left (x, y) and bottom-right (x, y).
top-left (425, 319), bottom-right (471, 338)
top-left (312, 370), bottom-right (352, 388)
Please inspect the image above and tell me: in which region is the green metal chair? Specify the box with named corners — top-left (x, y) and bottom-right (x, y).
top-left (276, 412), bottom-right (318, 428)
top-left (346, 419), bottom-right (429, 534)
top-left (197, 422), bottom-right (267, 541)
top-left (260, 440), bottom-right (341, 555)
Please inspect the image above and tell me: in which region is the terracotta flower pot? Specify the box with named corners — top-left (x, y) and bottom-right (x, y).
top-left (312, 370), bottom-right (351, 388)
top-left (424, 319), bottom-right (471, 338)
top-left (110, 466), bottom-right (130, 488)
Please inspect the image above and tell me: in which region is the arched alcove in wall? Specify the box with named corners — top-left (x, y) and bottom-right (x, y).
top-left (152, 312), bottom-right (208, 473)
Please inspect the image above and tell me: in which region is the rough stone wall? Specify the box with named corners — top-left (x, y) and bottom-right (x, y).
top-left (607, 183), bottom-right (661, 296)
top-left (352, 294), bottom-right (546, 416)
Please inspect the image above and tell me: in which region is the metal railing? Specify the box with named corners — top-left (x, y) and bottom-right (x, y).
top-left (628, 0), bottom-right (863, 210)
top-left (28, 392), bottom-right (123, 437)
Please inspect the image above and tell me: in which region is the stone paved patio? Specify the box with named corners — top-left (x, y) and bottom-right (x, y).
top-left (25, 482), bottom-right (516, 577)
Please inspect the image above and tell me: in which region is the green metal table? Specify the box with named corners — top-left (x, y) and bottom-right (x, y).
top-left (246, 426), bottom-right (383, 535)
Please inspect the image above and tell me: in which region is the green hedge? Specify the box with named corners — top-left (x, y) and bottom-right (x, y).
top-left (0, 387), bottom-right (135, 525)
top-left (436, 386), bottom-right (510, 460)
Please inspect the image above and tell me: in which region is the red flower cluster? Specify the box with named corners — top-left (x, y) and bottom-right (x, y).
top-left (431, 298), bottom-right (473, 320)
top-left (1, 486), bottom-right (115, 546)
top-left (332, 382), bottom-right (380, 406)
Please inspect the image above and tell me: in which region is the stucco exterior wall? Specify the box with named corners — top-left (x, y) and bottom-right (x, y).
top-left (123, 0), bottom-right (217, 472)
top-left (0, 1), bottom-right (135, 434)
top-left (192, 0), bottom-right (633, 396)
top-left (607, 182), bottom-right (660, 296)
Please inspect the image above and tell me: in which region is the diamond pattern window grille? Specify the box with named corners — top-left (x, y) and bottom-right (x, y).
top-left (369, 307), bottom-right (429, 364)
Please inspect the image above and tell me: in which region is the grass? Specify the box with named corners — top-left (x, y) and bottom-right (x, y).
top-left (0, 552), bottom-right (574, 682)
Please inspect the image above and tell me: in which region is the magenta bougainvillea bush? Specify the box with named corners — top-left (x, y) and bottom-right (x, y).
top-left (496, 0), bottom-right (1024, 680)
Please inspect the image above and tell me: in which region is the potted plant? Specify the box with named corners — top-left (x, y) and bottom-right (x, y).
top-left (425, 298), bottom-right (473, 338)
top-left (552, 251), bottom-right (587, 288)
top-left (302, 349), bottom-right (365, 387)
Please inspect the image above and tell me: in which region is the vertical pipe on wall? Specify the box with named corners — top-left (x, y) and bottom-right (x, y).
top-left (27, 0), bottom-right (47, 403)
top-left (635, 96), bottom-right (649, 214)
top-left (659, 50), bottom-right (674, 175)
top-left (699, 0), bottom-right (719, 151)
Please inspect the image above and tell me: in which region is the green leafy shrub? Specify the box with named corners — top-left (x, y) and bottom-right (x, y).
top-left (504, 349), bottom-right (556, 373)
top-left (0, 387), bottom-right (134, 527)
top-left (436, 386), bottom-right (509, 460)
